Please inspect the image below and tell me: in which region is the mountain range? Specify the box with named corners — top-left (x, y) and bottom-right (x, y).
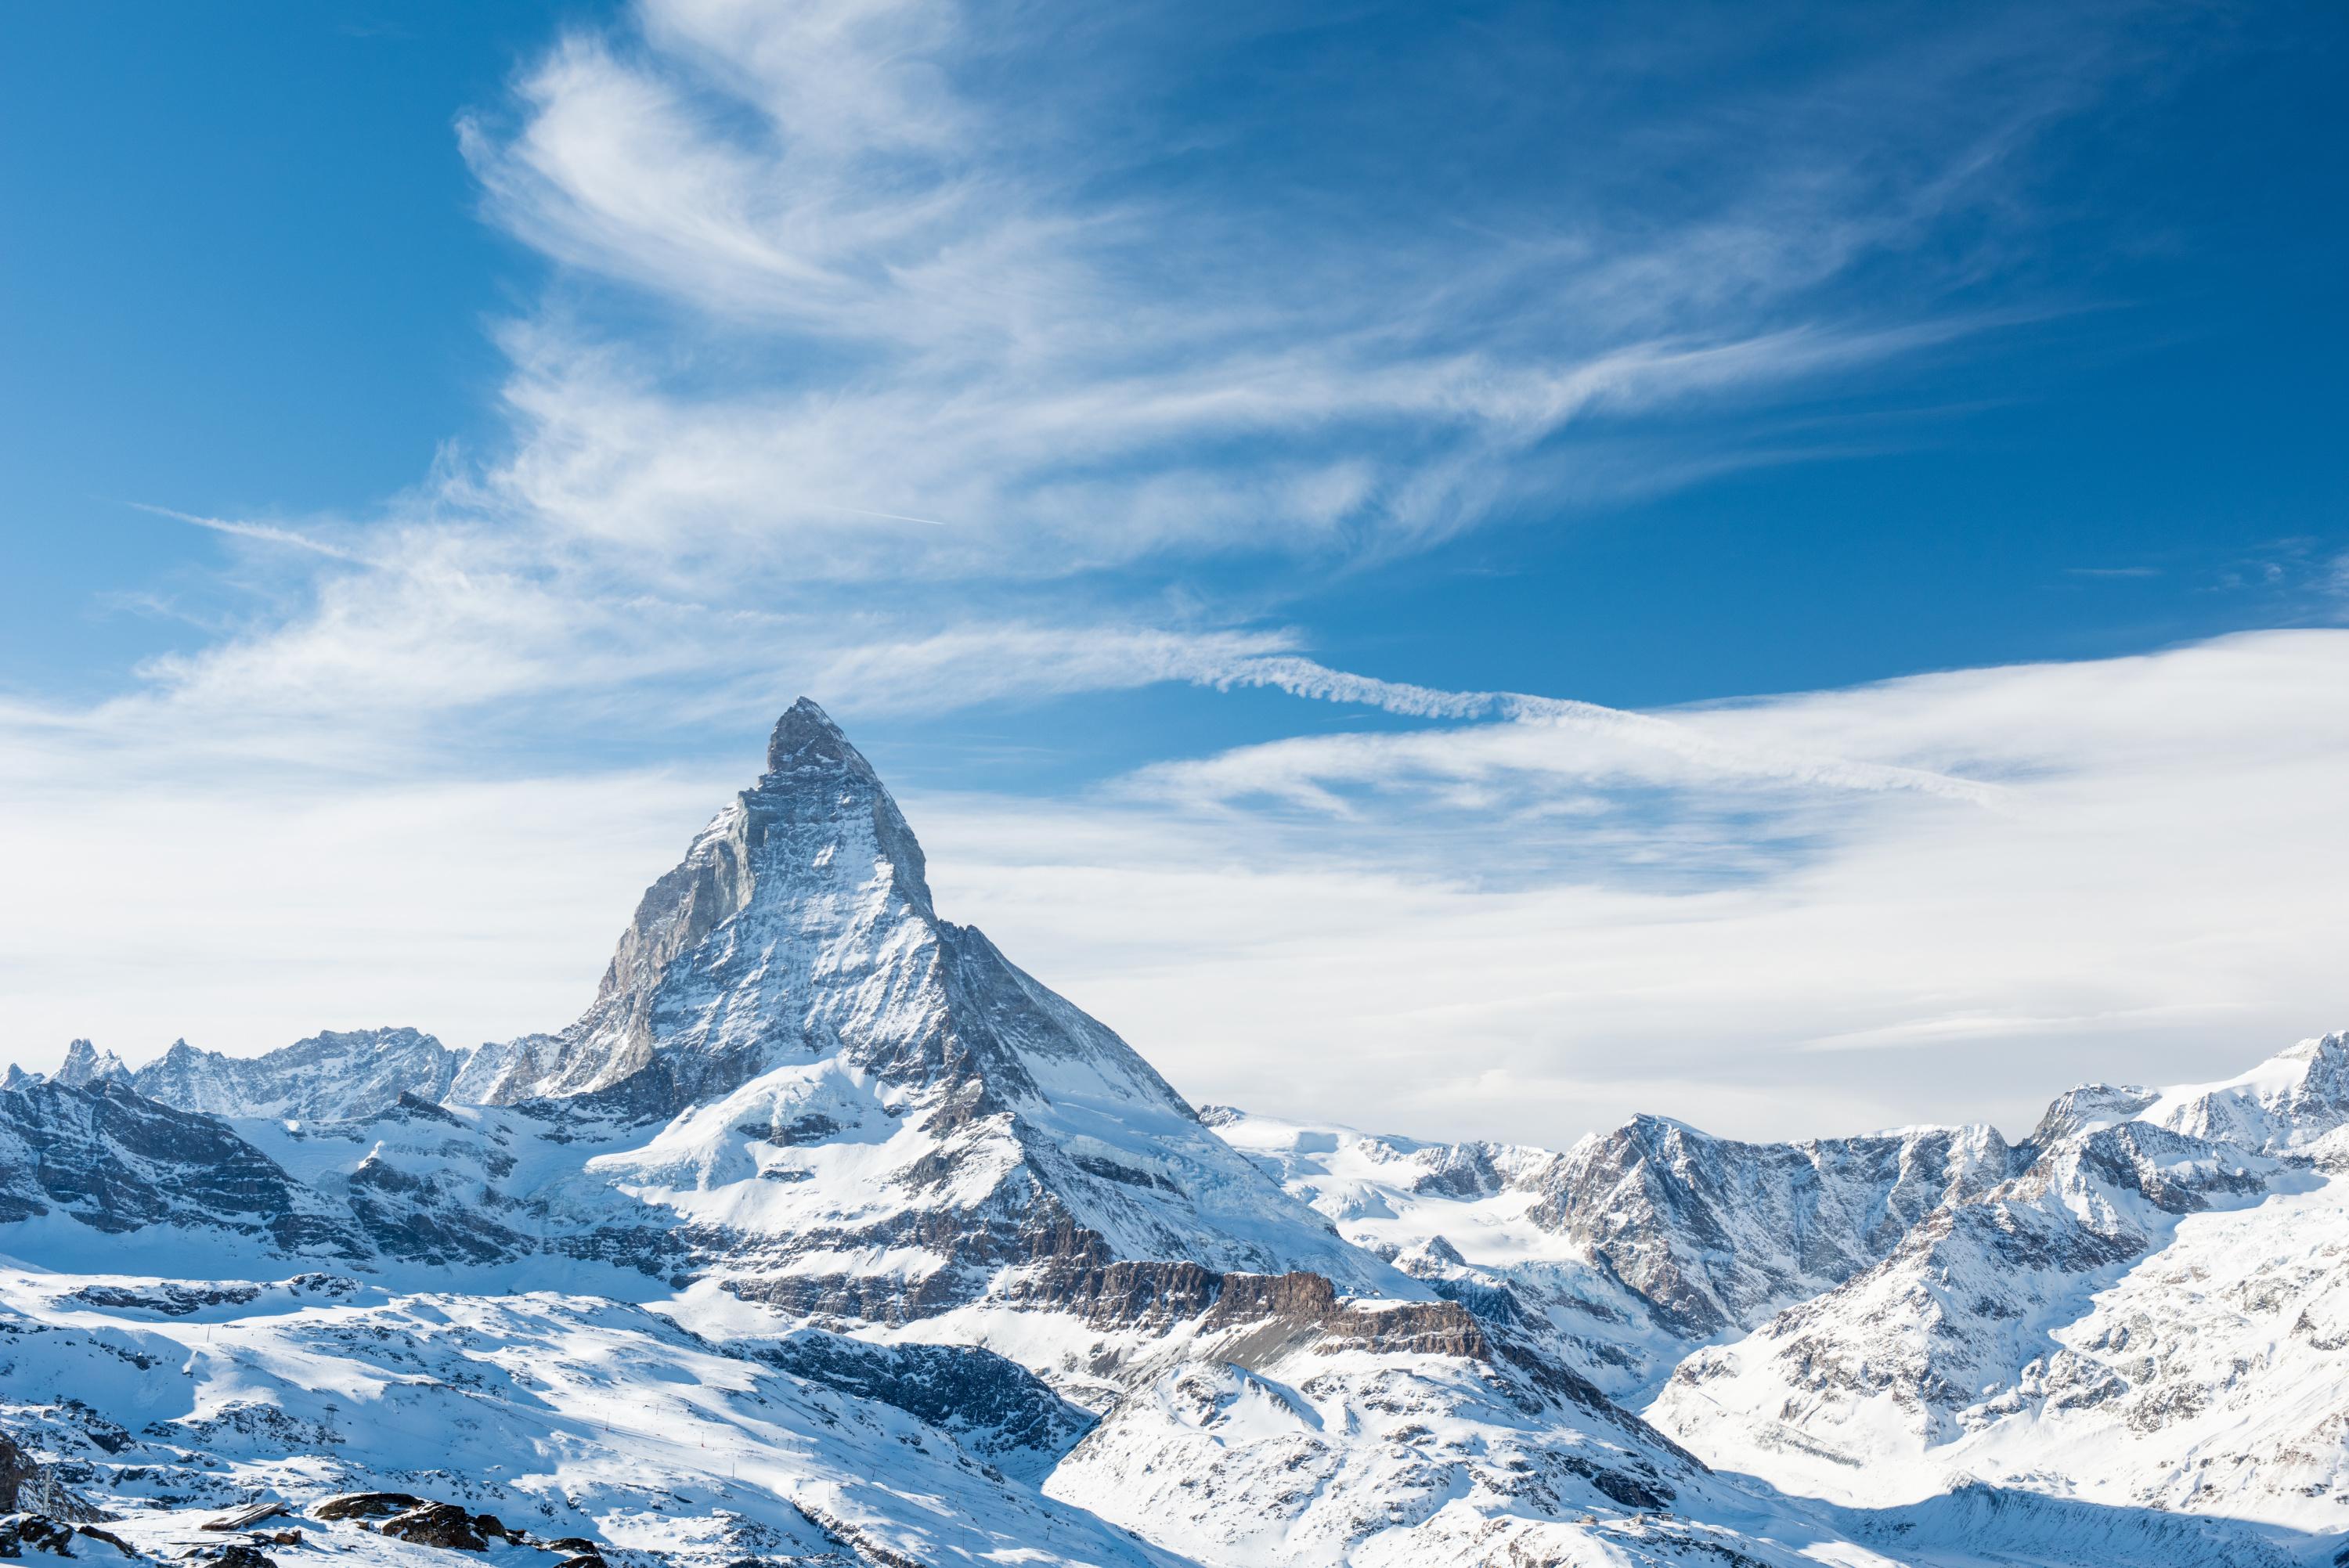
top-left (2, 701), bottom-right (2340, 1566)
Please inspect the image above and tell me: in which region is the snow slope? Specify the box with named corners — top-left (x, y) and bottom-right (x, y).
top-left (0, 1262), bottom-right (1179, 1568)
top-left (1648, 1034), bottom-right (2349, 1535)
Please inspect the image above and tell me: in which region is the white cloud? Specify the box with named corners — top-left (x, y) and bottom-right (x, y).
top-left (911, 630), bottom-right (2349, 1143)
top-left (6, 0), bottom-right (2310, 1155)
top-left (5, 0), bottom-right (2149, 761)
top-left (0, 770), bottom-right (726, 1068)
top-left (448, 0), bottom-right (2094, 586)
top-left (7, 631), bottom-right (2342, 1152)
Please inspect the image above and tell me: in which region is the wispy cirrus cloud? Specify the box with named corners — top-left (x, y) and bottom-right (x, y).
top-left (11, 0), bottom-right (2139, 772)
top-left (447, 0), bottom-right (2118, 587)
top-left (16, 0), bottom-right (2181, 762)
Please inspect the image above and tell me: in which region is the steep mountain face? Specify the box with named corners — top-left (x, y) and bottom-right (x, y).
top-left (1211, 1105), bottom-right (2015, 1401)
top-left (1529, 1114), bottom-right (2014, 1339)
top-left (1646, 1036), bottom-right (2349, 1531)
top-left (0, 1076), bottom-right (361, 1257)
top-left (1203, 1108), bottom-right (1687, 1397)
top-left (441, 699), bottom-right (1387, 1311)
top-left (126, 1028), bottom-right (464, 1121)
top-left (1652, 1119), bottom-right (2270, 1456)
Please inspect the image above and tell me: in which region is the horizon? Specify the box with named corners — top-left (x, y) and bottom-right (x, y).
top-left (4, 0), bottom-right (2347, 1147)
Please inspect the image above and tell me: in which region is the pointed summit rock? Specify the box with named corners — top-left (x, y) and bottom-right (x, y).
top-left (453, 699), bottom-right (938, 1108)
top-left (53, 1039), bottom-right (130, 1089)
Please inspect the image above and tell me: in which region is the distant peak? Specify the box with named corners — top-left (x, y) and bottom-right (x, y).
top-left (56, 1038), bottom-right (131, 1088)
top-left (764, 697), bottom-right (861, 777)
top-left (2277, 1030), bottom-right (2347, 1064)
top-left (1619, 1112), bottom-right (1709, 1141)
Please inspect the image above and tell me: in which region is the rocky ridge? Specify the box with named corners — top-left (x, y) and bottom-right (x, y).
top-left (126, 1029), bottom-right (464, 1123)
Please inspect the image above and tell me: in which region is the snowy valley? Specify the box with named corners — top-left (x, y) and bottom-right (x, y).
top-left (2, 702), bottom-right (2343, 1567)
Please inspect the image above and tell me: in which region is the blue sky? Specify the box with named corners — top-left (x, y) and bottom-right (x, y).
top-left (3, 0), bottom-right (2345, 1142)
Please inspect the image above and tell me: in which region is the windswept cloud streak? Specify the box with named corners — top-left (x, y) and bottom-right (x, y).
top-left (128, 503), bottom-right (375, 565)
top-left (1190, 656), bottom-right (2007, 805)
top-left (449, 0), bottom-right (2127, 584)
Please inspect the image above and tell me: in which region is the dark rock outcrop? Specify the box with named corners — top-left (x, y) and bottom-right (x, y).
top-left (0, 1080), bottom-right (362, 1255)
top-left (309, 1494), bottom-right (421, 1523)
top-left (374, 1503), bottom-right (514, 1552)
top-left (753, 1328), bottom-right (1094, 1478)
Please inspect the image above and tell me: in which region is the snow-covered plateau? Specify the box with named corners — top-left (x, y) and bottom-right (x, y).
top-left (2, 701), bottom-right (2342, 1566)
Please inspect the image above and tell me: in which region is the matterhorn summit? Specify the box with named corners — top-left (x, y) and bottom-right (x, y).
top-left (453, 699), bottom-right (944, 1110)
top-left (449, 700), bottom-right (1386, 1303)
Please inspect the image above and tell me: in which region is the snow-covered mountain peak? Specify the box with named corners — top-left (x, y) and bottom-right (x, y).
top-left (52, 1038), bottom-right (130, 1088)
top-left (449, 698), bottom-right (942, 1109)
top-left (128, 1026), bottom-right (464, 1122)
top-left (2019, 1080), bottom-right (2160, 1150)
top-left (754, 694), bottom-right (935, 916)
top-left (422, 703), bottom-right (1397, 1302)
top-left (2138, 1028), bottom-right (2349, 1153)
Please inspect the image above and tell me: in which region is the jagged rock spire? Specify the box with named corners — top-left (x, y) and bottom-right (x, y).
top-left (431, 701), bottom-right (1385, 1292)
top-left (55, 1039), bottom-right (130, 1089)
top-left (453, 700), bottom-right (940, 1107)
top-left (765, 696), bottom-right (855, 775)
top-left (752, 697), bottom-right (933, 917)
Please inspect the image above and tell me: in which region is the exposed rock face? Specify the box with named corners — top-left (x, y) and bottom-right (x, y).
top-left (52, 1042), bottom-right (130, 1090)
top-left (1647, 1092), bottom-right (2297, 1506)
top-left (128, 1031), bottom-right (464, 1123)
top-left (374, 1503), bottom-right (503, 1552)
top-left (751, 1328), bottom-right (1094, 1481)
top-left (0, 1430), bottom-right (110, 1524)
top-left (449, 699), bottom-right (941, 1110)
top-left (1214, 1104), bottom-right (2022, 1402)
top-left (1528, 1114), bottom-right (2014, 1338)
top-left (188, 1545), bottom-right (276, 1568)
top-left (309, 1496), bottom-right (422, 1523)
top-left (990, 1258), bottom-right (1492, 1360)
top-left (0, 1432), bottom-right (39, 1514)
top-left (0, 1515), bottom-right (85, 1559)
top-left (0, 1078), bottom-right (359, 1253)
